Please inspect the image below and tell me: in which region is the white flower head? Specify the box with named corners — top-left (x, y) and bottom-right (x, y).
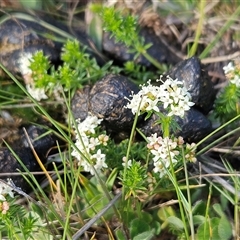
top-left (18, 52), bottom-right (34, 76)
top-left (0, 179), bottom-right (14, 201)
top-left (26, 83), bottom-right (48, 101)
top-left (75, 115), bottom-right (103, 135)
top-left (71, 115), bottom-right (108, 175)
top-left (122, 156), bottom-right (132, 168)
top-left (91, 149), bottom-right (107, 170)
top-left (158, 76), bottom-right (195, 117)
top-left (223, 62), bottom-right (235, 74)
top-left (125, 76), bottom-right (194, 117)
top-left (147, 134), bottom-right (180, 178)
top-left (223, 61), bottom-right (240, 87)
top-left (230, 74), bottom-right (240, 87)
top-left (125, 80), bottom-right (162, 115)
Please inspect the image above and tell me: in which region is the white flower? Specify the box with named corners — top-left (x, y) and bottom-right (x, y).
top-left (1, 201), bottom-right (10, 214)
top-left (18, 52), bottom-right (33, 75)
top-left (92, 149), bottom-right (107, 170)
top-left (122, 156), bottom-right (132, 168)
top-left (125, 93), bottom-right (143, 115)
top-left (159, 76), bottom-right (194, 117)
top-left (147, 133), bottom-right (159, 150)
top-left (0, 180), bottom-right (14, 201)
top-left (230, 74), bottom-right (240, 87)
top-left (71, 115), bottom-right (108, 175)
top-left (223, 61), bottom-right (240, 87)
top-left (147, 134), bottom-right (180, 178)
top-left (185, 143), bottom-right (197, 163)
top-left (223, 62), bottom-right (235, 74)
top-left (125, 76), bottom-right (194, 118)
top-left (49, 82), bottom-right (64, 101)
top-left (98, 134), bottom-right (109, 146)
top-left (26, 83), bottom-right (48, 101)
top-left (18, 52), bottom-right (49, 101)
top-left (76, 115), bottom-right (103, 135)
top-left (125, 80), bottom-right (162, 115)
top-left (89, 137), bottom-right (100, 150)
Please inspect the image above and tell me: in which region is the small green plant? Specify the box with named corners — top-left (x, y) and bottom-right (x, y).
top-left (91, 5), bottom-right (164, 70)
top-left (27, 39), bottom-right (158, 101)
top-left (29, 39), bottom-right (114, 100)
top-left (214, 60), bottom-right (240, 124)
top-left (0, 180), bottom-right (51, 239)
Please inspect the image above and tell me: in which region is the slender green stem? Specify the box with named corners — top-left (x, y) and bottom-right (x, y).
top-left (200, 5), bottom-right (240, 59)
top-left (142, 51), bottom-right (163, 70)
top-left (161, 115), bottom-right (171, 138)
top-left (197, 126), bottom-right (240, 156)
top-left (234, 182), bottom-right (239, 240)
top-left (204, 184), bottom-right (212, 239)
top-left (188, 0), bottom-right (205, 57)
top-left (162, 144), bottom-right (190, 239)
top-left (168, 157), bottom-right (190, 240)
top-left (122, 111), bottom-right (139, 199)
top-left (182, 147), bottom-right (194, 239)
top-left (196, 114), bottom-right (240, 154)
top-left (62, 165), bottom-right (81, 239)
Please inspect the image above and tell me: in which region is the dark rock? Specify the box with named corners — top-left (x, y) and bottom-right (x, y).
top-left (174, 108), bottom-right (212, 142)
top-left (139, 108), bottom-right (212, 143)
top-left (71, 74), bottom-right (140, 136)
top-left (102, 27), bottom-right (181, 67)
top-left (0, 147), bottom-right (46, 192)
top-left (0, 18), bottom-right (60, 76)
top-left (0, 12), bottom-right (106, 77)
top-left (162, 56), bottom-right (216, 114)
top-left (19, 125), bottom-right (57, 157)
top-left (89, 74), bottom-right (139, 129)
top-left (71, 86), bottom-right (91, 121)
top-left (0, 125), bottom-right (58, 191)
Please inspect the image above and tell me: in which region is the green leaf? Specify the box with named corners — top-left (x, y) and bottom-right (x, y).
top-left (130, 218), bottom-right (151, 239)
top-left (197, 217), bottom-right (220, 240)
top-left (115, 229), bottom-right (127, 240)
top-left (192, 200), bottom-right (206, 215)
top-left (141, 212), bottom-right (153, 223)
top-left (157, 205), bottom-right (176, 225)
top-left (19, 0), bottom-right (42, 9)
top-left (151, 220), bottom-right (161, 235)
top-left (122, 211), bottom-right (137, 226)
top-left (166, 216), bottom-right (184, 230)
top-left (193, 215), bottom-right (205, 226)
top-left (133, 231), bottom-right (155, 240)
top-left (213, 203), bottom-right (225, 218)
top-left (218, 216), bottom-right (232, 240)
top-left (106, 168), bottom-right (118, 190)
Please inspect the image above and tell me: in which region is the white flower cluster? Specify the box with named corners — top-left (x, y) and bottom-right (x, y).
top-left (18, 52), bottom-right (33, 76)
top-left (223, 62), bottom-right (240, 87)
top-left (147, 133), bottom-right (196, 178)
top-left (122, 156), bottom-right (132, 168)
top-left (26, 83), bottom-right (48, 101)
top-left (18, 52), bottom-right (49, 101)
top-left (0, 179), bottom-right (14, 202)
top-left (0, 179), bottom-right (14, 214)
top-left (71, 115), bottom-right (109, 175)
top-left (125, 76), bottom-right (194, 117)
top-left (19, 52), bottom-right (64, 101)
